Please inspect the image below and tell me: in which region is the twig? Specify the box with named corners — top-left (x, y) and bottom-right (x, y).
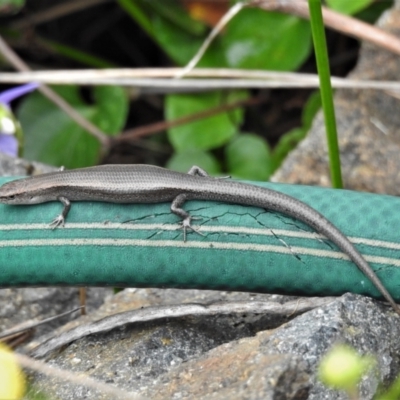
top-left (0, 35), bottom-right (110, 149)
top-left (10, 0), bottom-right (112, 30)
top-left (116, 95), bottom-right (263, 142)
top-left (175, 1), bottom-right (245, 78)
top-left (12, 353), bottom-right (143, 400)
top-left (1, 68), bottom-right (400, 90)
top-left (250, 0), bottom-right (400, 56)
top-left (33, 297), bottom-right (334, 358)
top-left (0, 307), bottom-right (83, 340)
top-left (79, 288), bottom-right (86, 315)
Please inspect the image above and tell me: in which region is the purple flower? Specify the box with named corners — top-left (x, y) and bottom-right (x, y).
top-left (0, 83), bottom-right (39, 156)
top-left (0, 82), bottom-right (39, 107)
top-left (0, 135), bottom-right (18, 156)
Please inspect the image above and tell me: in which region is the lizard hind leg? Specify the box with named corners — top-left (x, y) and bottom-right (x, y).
top-left (187, 165), bottom-right (230, 179)
top-left (187, 166), bottom-right (209, 177)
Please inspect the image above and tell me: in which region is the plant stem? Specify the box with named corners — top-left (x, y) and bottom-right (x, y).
top-left (308, 0), bottom-right (343, 188)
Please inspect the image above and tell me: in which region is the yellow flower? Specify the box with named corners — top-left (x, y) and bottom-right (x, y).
top-left (0, 343), bottom-right (25, 399)
top-left (319, 344), bottom-right (374, 390)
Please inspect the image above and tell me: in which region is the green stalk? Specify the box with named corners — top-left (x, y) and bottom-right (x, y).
top-left (308, 0), bottom-right (343, 188)
top-left (44, 40), bottom-right (114, 68)
top-left (116, 0), bottom-right (154, 39)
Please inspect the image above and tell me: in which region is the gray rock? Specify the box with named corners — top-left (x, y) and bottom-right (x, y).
top-left (28, 289), bottom-right (309, 399)
top-left (273, 1), bottom-right (400, 195)
top-left (260, 293), bottom-right (400, 399)
top-left (0, 152), bottom-right (55, 176)
top-left (29, 292), bottom-right (398, 399)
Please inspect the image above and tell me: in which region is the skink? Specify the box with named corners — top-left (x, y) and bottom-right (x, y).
top-left (0, 164), bottom-right (398, 315)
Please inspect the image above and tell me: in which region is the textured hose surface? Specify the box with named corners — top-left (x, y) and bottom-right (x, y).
top-left (0, 177), bottom-right (399, 300)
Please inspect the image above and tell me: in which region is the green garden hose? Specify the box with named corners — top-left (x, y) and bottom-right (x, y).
top-left (0, 177), bottom-right (399, 301)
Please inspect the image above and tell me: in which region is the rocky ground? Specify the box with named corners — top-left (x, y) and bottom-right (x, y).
top-left (2, 1), bottom-right (400, 399)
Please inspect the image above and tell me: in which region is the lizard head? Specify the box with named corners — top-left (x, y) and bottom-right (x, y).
top-left (0, 178), bottom-right (40, 204)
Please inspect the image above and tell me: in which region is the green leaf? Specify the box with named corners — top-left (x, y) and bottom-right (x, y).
top-left (326, 0), bottom-right (374, 15)
top-left (166, 149), bottom-right (221, 175)
top-left (119, 0), bottom-right (223, 67)
top-left (92, 86), bottom-right (128, 134)
top-left (270, 91), bottom-right (321, 172)
top-left (356, 1), bottom-right (393, 23)
top-left (302, 91), bottom-right (321, 130)
top-left (271, 127), bottom-right (306, 171)
top-left (118, 0), bottom-right (206, 42)
top-left (0, 0), bottom-right (24, 5)
top-left (147, 0), bottom-right (206, 36)
top-left (222, 9), bottom-right (312, 71)
top-left (225, 134), bottom-right (271, 180)
top-left (152, 14), bottom-right (226, 66)
top-left (0, 0), bottom-right (24, 13)
top-left (166, 90), bottom-right (248, 152)
top-left (16, 85), bottom-right (128, 169)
